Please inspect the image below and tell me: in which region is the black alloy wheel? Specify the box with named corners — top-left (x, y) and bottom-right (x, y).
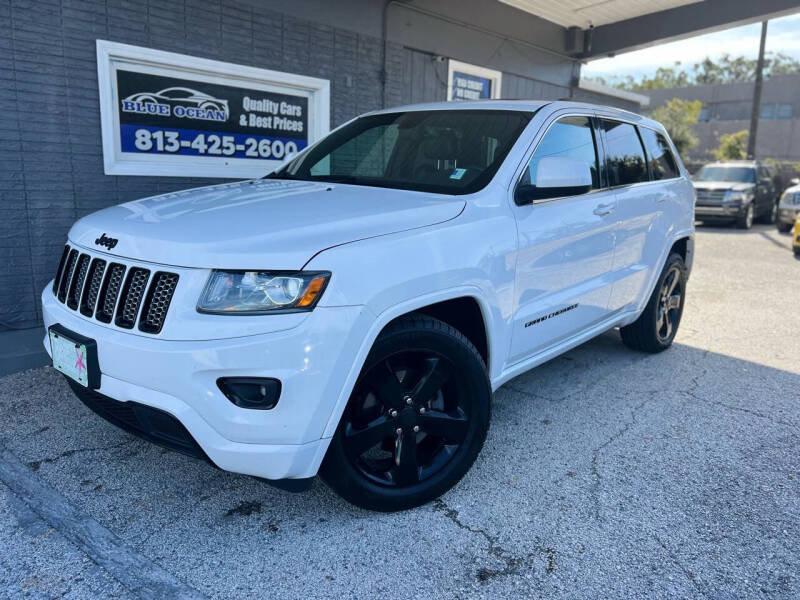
top-left (342, 350), bottom-right (468, 488)
top-left (620, 252), bottom-right (687, 353)
top-left (655, 264), bottom-right (683, 344)
top-left (322, 315), bottom-right (490, 511)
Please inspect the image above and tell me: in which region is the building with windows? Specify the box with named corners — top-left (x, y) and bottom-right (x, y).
top-left (645, 73), bottom-right (800, 162)
top-left (2, 0), bottom-right (798, 373)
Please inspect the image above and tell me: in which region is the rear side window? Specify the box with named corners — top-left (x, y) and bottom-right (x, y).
top-left (639, 128), bottom-right (679, 180)
top-left (521, 116), bottom-right (600, 189)
top-left (600, 120), bottom-right (648, 186)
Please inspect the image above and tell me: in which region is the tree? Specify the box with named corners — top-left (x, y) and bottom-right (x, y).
top-left (713, 130), bottom-right (749, 160)
top-left (648, 98), bottom-right (702, 158)
top-left (585, 51), bottom-right (800, 91)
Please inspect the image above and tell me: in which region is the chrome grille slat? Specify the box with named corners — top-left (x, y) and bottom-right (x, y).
top-left (695, 189), bottom-right (726, 204)
top-left (115, 268), bottom-right (151, 329)
top-left (139, 272), bottom-right (179, 334)
top-left (58, 249), bottom-right (79, 303)
top-left (53, 245), bottom-right (70, 293)
top-left (95, 263), bottom-right (127, 323)
top-left (80, 258), bottom-right (107, 317)
top-left (67, 254), bottom-right (90, 310)
top-left (52, 244), bottom-right (179, 335)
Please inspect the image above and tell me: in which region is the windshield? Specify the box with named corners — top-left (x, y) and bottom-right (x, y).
top-left (694, 166), bottom-right (756, 183)
top-left (268, 109), bottom-right (534, 195)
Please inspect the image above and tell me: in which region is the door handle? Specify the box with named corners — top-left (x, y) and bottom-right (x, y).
top-left (593, 202), bottom-right (616, 216)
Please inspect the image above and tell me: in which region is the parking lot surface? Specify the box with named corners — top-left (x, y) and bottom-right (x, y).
top-left (2, 224), bottom-right (799, 599)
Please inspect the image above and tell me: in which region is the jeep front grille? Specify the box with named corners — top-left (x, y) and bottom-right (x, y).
top-left (52, 244), bottom-right (179, 335)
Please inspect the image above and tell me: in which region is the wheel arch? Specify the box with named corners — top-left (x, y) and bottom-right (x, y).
top-left (669, 235), bottom-right (692, 271)
top-left (408, 297), bottom-right (489, 367)
top-left (620, 229), bottom-right (693, 329)
top-left (319, 287), bottom-right (496, 440)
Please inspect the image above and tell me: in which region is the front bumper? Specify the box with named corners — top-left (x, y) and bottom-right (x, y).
top-left (694, 204), bottom-right (743, 220)
top-left (42, 287), bottom-right (370, 480)
top-left (778, 206), bottom-right (800, 225)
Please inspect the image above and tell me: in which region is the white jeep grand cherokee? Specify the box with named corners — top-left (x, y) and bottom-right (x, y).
top-left (43, 101), bottom-right (694, 511)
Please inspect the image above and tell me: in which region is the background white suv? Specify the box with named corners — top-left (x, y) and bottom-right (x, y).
top-left (42, 101), bottom-right (694, 511)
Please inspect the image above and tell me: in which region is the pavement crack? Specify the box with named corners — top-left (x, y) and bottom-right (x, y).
top-left (652, 533), bottom-right (708, 598)
top-left (136, 484), bottom-right (224, 550)
top-left (433, 498), bottom-right (555, 582)
top-left (682, 388), bottom-right (797, 431)
top-left (26, 440), bottom-right (136, 471)
top-left (591, 398), bottom-right (649, 523)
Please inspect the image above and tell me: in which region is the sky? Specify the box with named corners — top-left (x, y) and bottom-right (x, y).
top-left (583, 12), bottom-right (800, 81)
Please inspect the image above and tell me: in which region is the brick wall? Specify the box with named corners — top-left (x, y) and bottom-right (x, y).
top-left (0, 0), bottom-right (409, 330)
top-left (0, 0), bottom-right (574, 332)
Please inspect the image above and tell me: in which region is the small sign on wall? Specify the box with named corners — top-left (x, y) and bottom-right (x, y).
top-left (97, 40), bottom-right (330, 178)
top-left (448, 60), bottom-right (502, 101)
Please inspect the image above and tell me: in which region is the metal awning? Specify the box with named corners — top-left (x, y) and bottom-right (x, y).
top-left (495, 0), bottom-right (800, 58)
top-left (498, 0), bottom-right (702, 29)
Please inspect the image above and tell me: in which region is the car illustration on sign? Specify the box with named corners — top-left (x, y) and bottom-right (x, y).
top-left (122, 87), bottom-right (229, 121)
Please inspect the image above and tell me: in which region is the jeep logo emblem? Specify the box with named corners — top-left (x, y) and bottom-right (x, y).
top-left (95, 233), bottom-right (118, 250)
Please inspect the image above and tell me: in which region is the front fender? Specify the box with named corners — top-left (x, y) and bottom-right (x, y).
top-left (304, 202), bottom-right (518, 437)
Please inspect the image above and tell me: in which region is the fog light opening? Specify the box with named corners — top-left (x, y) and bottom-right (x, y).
top-left (217, 377), bottom-right (281, 410)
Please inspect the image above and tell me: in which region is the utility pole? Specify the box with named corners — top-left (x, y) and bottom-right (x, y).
top-left (747, 21), bottom-right (768, 160)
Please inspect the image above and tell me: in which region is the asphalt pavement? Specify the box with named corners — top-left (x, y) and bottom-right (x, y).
top-left (1, 223), bottom-right (799, 599)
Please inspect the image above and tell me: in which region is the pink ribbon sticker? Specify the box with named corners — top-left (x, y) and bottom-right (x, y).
top-left (75, 347), bottom-right (86, 377)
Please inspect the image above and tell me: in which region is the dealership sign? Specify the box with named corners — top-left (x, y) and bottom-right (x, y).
top-left (97, 40), bottom-right (330, 178)
top-left (447, 60), bottom-right (502, 102)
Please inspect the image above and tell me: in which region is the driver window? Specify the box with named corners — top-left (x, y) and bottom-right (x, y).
top-left (520, 116), bottom-right (599, 189)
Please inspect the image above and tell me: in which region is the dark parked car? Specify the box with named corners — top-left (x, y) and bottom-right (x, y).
top-left (692, 161), bottom-right (778, 229)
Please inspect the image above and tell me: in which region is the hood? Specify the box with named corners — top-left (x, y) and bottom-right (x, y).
top-left (692, 181), bottom-right (754, 192)
top-left (783, 184), bottom-right (800, 196)
top-left (69, 180), bottom-right (465, 269)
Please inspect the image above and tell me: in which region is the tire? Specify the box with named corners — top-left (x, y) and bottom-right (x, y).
top-left (737, 203), bottom-right (754, 229)
top-left (794, 246), bottom-right (800, 258)
top-left (777, 222), bottom-right (792, 233)
top-left (321, 314), bottom-right (491, 512)
top-left (760, 200), bottom-right (778, 224)
top-left (620, 253), bottom-right (687, 353)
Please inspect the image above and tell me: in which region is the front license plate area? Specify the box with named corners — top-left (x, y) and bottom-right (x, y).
top-left (48, 324), bottom-right (100, 389)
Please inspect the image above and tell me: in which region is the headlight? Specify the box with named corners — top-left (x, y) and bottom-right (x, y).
top-left (780, 191), bottom-right (799, 205)
top-left (197, 270), bottom-right (330, 314)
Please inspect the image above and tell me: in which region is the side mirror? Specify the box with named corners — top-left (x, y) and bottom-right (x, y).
top-left (515, 156), bottom-right (592, 204)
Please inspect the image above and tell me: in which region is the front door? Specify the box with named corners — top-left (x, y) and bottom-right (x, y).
top-left (508, 115), bottom-right (617, 364)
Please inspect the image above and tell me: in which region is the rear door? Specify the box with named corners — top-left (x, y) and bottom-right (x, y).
top-left (605, 121), bottom-right (681, 312)
top-left (508, 114), bottom-right (618, 364)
